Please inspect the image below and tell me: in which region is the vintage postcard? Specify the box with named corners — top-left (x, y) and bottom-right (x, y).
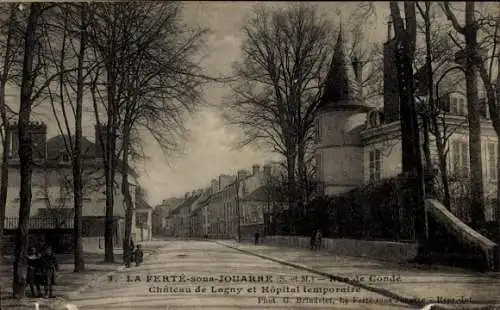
top-left (0, 1), bottom-right (499, 310)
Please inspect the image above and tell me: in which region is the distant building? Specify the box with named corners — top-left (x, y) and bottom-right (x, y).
top-left (165, 162), bottom-right (283, 240)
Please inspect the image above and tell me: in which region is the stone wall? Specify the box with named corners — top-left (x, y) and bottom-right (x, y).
top-left (263, 235), bottom-right (419, 263)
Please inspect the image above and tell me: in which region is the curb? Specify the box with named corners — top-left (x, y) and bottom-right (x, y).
top-left (45, 247), bottom-right (162, 310)
top-left (216, 241), bottom-right (499, 310)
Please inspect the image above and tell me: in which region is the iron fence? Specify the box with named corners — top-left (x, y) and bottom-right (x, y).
top-left (4, 215), bottom-right (74, 229)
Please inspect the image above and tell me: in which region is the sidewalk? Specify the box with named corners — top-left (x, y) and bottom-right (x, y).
top-left (217, 240), bottom-right (500, 310)
top-left (0, 241), bottom-right (163, 310)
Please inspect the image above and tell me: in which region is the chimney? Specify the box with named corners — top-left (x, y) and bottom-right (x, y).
top-left (237, 169), bottom-right (249, 180)
top-left (263, 164), bottom-right (272, 176)
top-left (352, 57), bottom-right (362, 83)
top-left (95, 123), bottom-right (106, 158)
top-left (29, 122), bottom-right (48, 160)
top-left (185, 192), bottom-right (189, 199)
top-left (252, 164), bottom-right (260, 176)
top-left (211, 178), bottom-right (219, 194)
top-left (191, 190), bottom-right (196, 197)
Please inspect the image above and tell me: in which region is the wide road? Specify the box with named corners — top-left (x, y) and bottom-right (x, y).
top-left (62, 240), bottom-right (414, 310)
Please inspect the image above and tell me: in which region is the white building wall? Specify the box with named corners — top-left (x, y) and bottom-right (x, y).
top-left (318, 110), bottom-right (367, 196)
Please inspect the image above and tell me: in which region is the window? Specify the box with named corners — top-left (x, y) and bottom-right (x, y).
top-left (488, 142), bottom-right (497, 181)
top-left (451, 140), bottom-right (469, 175)
top-left (450, 97), bottom-right (458, 114)
top-left (59, 150), bottom-right (70, 162)
top-left (315, 153), bottom-right (322, 181)
top-left (314, 118), bottom-right (320, 143)
top-left (458, 98), bottom-right (467, 116)
top-left (369, 149), bottom-right (381, 182)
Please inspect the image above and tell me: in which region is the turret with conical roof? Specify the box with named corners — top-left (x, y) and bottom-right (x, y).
top-left (315, 25), bottom-right (371, 196)
top-left (320, 26), bottom-right (372, 112)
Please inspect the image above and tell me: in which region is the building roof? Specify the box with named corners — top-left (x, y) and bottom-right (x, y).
top-left (243, 185), bottom-right (282, 202)
top-left (6, 133), bottom-right (139, 179)
top-left (46, 135), bottom-right (97, 159)
top-left (169, 194), bottom-right (201, 216)
top-left (320, 27), bottom-right (371, 112)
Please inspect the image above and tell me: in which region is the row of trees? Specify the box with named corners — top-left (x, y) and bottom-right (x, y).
top-left (226, 2), bottom-right (500, 240)
top-left (0, 2), bottom-right (212, 298)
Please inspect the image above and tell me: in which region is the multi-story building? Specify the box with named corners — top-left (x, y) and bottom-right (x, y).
top-left (1, 122), bottom-right (145, 251)
top-left (316, 25), bottom-right (496, 221)
top-left (165, 192), bottom-right (201, 238)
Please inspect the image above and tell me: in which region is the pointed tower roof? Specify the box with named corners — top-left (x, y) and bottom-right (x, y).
top-left (320, 26), bottom-right (372, 112)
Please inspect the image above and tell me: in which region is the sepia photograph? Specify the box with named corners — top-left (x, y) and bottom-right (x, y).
top-left (0, 1), bottom-right (499, 310)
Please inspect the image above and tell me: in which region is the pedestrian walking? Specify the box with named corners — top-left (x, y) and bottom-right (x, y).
top-left (135, 244), bottom-right (144, 267)
top-left (39, 246), bottom-right (58, 298)
top-left (27, 247), bottom-right (42, 297)
top-left (254, 232), bottom-right (260, 245)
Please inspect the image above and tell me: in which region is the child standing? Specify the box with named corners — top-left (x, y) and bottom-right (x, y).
top-left (27, 247), bottom-right (41, 297)
top-left (134, 244), bottom-right (144, 267)
top-left (39, 246), bottom-right (58, 298)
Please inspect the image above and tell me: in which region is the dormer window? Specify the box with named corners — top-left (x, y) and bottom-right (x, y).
top-left (59, 150), bottom-right (70, 162)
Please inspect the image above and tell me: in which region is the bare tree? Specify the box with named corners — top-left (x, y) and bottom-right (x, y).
top-left (87, 2), bottom-right (209, 263)
top-left (389, 1), bottom-right (428, 241)
top-left (0, 3), bottom-right (21, 245)
top-left (224, 4), bottom-right (337, 234)
top-left (414, 1), bottom-right (465, 209)
top-left (441, 1), bottom-right (486, 228)
top-left (38, 2), bottom-right (90, 272)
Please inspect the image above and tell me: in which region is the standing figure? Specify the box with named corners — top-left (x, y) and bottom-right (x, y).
top-left (39, 246), bottom-right (58, 298)
top-left (310, 230), bottom-right (317, 251)
top-left (315, 230), bottom-right (323, 251)
top-left (135, 244), bottom-right (144, 267)
top-left (27, 247), bottom-right (41, 297)
top-left (125, 239), bottom-right (135, 268)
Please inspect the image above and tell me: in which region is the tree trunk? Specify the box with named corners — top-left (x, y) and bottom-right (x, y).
top-left (390, 2), bottom-right (426, 242)
top-left (286, 153), bottom-right (296, 235)
top-left (103, 43), bottom-right (120, 262)
top-left (464, 4), bottom-right (484, 227)
top-left (297, 140), bottom-right (307, 207)
top-left (121, 126), bottom-right (134, 267)
top-left (435, 137), bottom-right (451, 208)
top-left (0, 2), bottom-right (17, 250)
top-left (0, 124), bottom-right (10, 240)
top-left (72, 3), bottom-right (88, 272)
top-left (104, 113), bottom-right (115, 263)
top-left (13, 3), bottom-right (41, 299)
top-left (422, 2), bottom-right (450, 208)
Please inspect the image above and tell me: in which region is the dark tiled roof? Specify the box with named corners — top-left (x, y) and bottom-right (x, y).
top-left (46, 135), bottom-right (97, 159)
top-left (321, 28), bottom-right (370, 111)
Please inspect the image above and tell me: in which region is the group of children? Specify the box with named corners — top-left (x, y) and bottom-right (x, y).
top-left (125, 241), bottom-right (144, 268)
top-left (26, 245), bottom-right (59, 298)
